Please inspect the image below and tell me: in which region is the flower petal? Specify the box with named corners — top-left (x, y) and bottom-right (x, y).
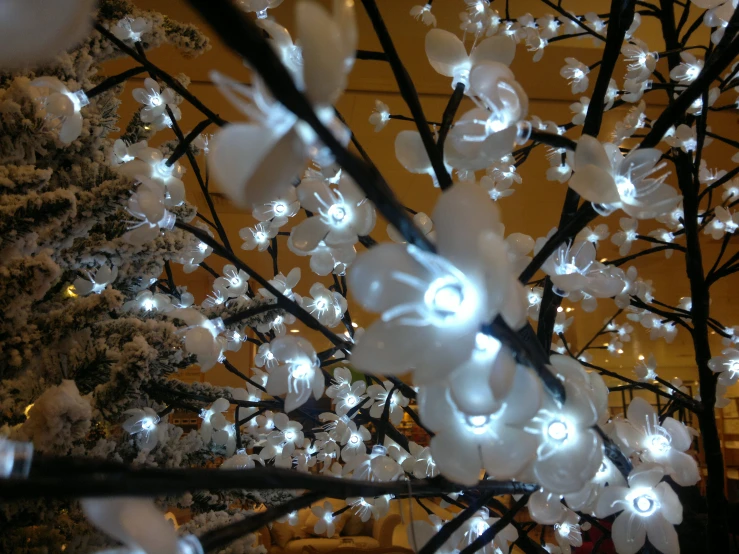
top-left (296, 1), bottom-right (347, 105)
top-left (209, 123), bottom-right (305, 208)
top-left (291, 217), bottom-right (329, 252)
top-left (568, 164), bottom-right (620, 204)
top-left (425, 29), bottom-right (469, 77)
top-left (612, 511), bottom-right (646, 554)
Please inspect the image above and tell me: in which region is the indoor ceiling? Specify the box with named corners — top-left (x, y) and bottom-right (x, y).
top-left (104, 1), bottom-right (739, 392)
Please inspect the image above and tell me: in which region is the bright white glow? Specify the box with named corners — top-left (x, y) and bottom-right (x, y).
top-left (345, 395), bottom-right (357, 407)
top-left (616, 176), bottom-right (637, 199)
top-left (154, 160), bottom-right (174, 181)
top-left (557, 523), bottom-right (571, 536)
top-left (254, 231), bottom-right (268, 242)
top-left (632, 493), bottom-right (659, 516)
top-left (230, 277), bottom-right (241, 287)
top-left (648, 434), bottom-right (670, 455)
top-left (273, 202), bottom-right (287, 215)
top-left (142, 298), bottom-right (155, 311)
top-left (323, 512), bottom-right (334, 523)
top-left (284, 430), bottom-right (296, 441)
top-left (197, 242), bottom-right (208, 252)
top-left (327, 203), bottom-right (347, 223)
top-left (291, 362), bottom-right (312, 380)
top-left (684, 64), bottom-right (700, 81)
top-left (349, 433), bottom-right (361, 445)
top-left (466, 415), bottom-right (490, 435)
top-left (141, 417), bottom-right (156, 431)
top-left (425, 277), bottom-right (464, 320)
top-left (728, 359), bottom-right (739, 376)
top-left (547, 420), bottom-right (569, 442)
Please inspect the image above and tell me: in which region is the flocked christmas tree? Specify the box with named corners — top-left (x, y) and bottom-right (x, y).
top-left (1, 0), bottom-right (739, 553)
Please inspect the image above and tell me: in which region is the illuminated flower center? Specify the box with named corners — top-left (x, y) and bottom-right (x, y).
top-left (328, 204), bottom-right (348, 224)
top-left (685, 64), bottom-right (700, 81)
top-left (314, 298), bottom-right (328, 311)
top-left (254, 231), bottom-right (268, 242)
top-left (616, 176), bottom-right (637, 199)
top-left (728, 360), bottom-right (739, 376)
top-left (141, 417), bottom-right (156, 431)
top-left (528, 292), bottom-right (541, 305)
top-left (265, 351), bottom-right (274, 360)
top-left (284, 430), bottom-right (296, 441)
top-left (274, 315), bottom-right (283, 325)
top-left (556, 523), bottom-right (571, 536)
top-left (648, 434), bottom-right (670, 455)
top-left (474, 332), bottom-right (498, 352)
top-left (230, 276), bottom-right (241, 286)
top-left (547, 420), bottom-right (569, 442)
top-left (425, 278), bottom-right (465, 319)
top-left (466, 415), bottom-right (490, 435)
top-left (632, 493), bottom-right (658, 516)
top-left (273, 202), bottom-right (287, 215)
top-left (197, 242), bottom-right (208, 252)
top-left (323, 512), bottom-right (334, 523)
top-left (149, 94), bottom-right (162, 107)
top-left (345, 395), bottom-right (357, 407)
top-left (142, 298), bottom-right (155, 311)
top-left (349, 433), bottom-right (361, 445)
top-left (291, 362), bottom-right (313, 380)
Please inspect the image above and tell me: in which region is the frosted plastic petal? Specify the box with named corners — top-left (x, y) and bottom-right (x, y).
top-left (480, 426), bottom-right (537, 479)
top-left (297, 178), bottom-right (334, 212)
top-left (291, 217), bottom-right (329, 253)
top-left (568, 164), bottom-right (620, 204)
top-left (646, 515), bottom-right (679, 554)
top-left (296, 1), bottom-right (346, 105)
top-left (470, 36), bottom-right (516, 67)
top-left (82, 498), bottom-right (178, 554)
top-left (209, 123), bottom-right (305, 208)
top-left (626, 396), bottom-right (655, 427)
top-left (430, 430), bottom-right (482, 486)
top-left (612, 511), bottom-right (646, 554)
top-left (450, 358), bottom-right (500, 416)
top-left (59, 114), bottom-right (83, 144)
top-left (656, 482), bottom-right (683, 524)
top-left (347, 243), bottom-right (425, 313)
top-left (433, 183), bottom-right (501, 278)
top-left (334, 0), bottom-right (358, 70)
top-left (575, 135), bottom-right (612, 171)
top-left (425, 29), bottom-right (469, 77)
top-left (395, 130), bottom-right (431, 174)
top-left (0, 0), bottom-right (95, 69)
top-left (350, 321), bottom-right (432, 375)
top-left (528, 490), bottom-right (567, 524)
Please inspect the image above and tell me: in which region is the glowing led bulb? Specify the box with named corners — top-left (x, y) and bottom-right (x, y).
top-left (141, 417), bottom-right (156, 431)
top-left (466, 415), bottom-right (490, 435)
top-left (547, 420), bottom-right (569, 442)
top-left (648, 434), bottom-right (670, 455)
top-left (142, 298), bottom-right (155, 311)
top-left (349, 433), bottom-right (361, 445)
top-left (615, 176), bottom-right (636, 198)
top-left (345, 395), bottom-right (357, 407)
top-left (557, 523), bottom-right (571, 536)
top-left (632, 494), bottom-right (657, 516)
top-left (273, 202), bottom-right (287, 215)
top-left (284, 430), bottom-right (296, 441)
top-left (291, 362), bottom-right (312, 379)
top-left (327, 204), bottom-right (347, 223)
top-left (425, 278), bottom-right (464, 319)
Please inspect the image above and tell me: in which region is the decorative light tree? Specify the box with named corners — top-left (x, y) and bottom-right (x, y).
top-left (1, 1), bottom-right (738, 553)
